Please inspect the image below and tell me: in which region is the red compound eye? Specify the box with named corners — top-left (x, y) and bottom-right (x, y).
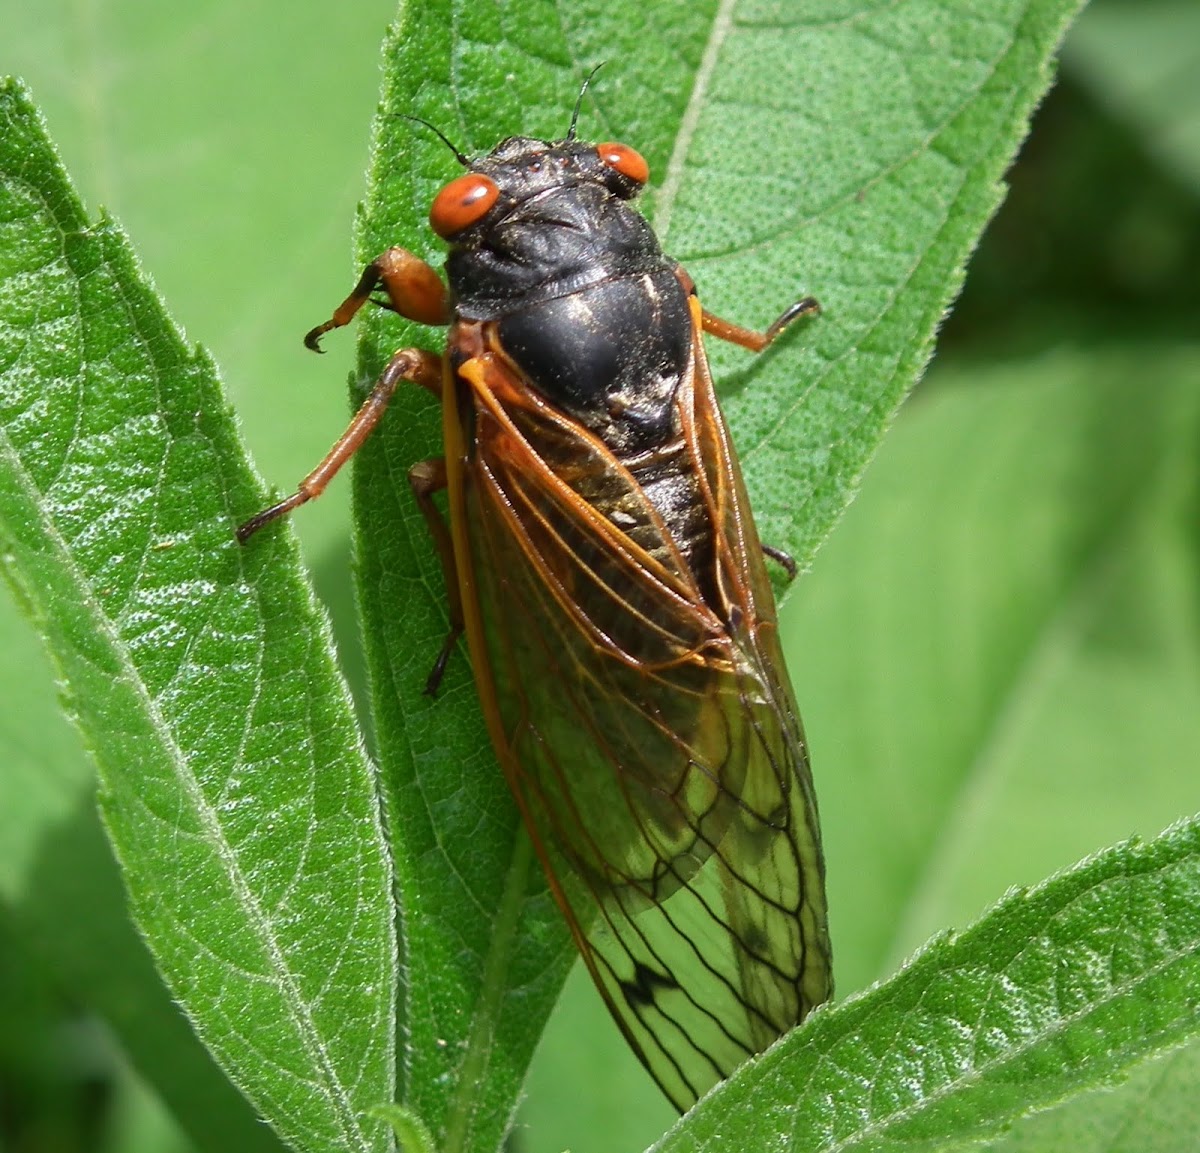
top-left (596, 142), bottom-right (649, 186)
top-left (429, 173), bottom-right (500, 238)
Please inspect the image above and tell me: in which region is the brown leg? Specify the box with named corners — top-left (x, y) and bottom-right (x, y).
top-left (701, 296), bottom-right (821, 353)
top-left (304, 247), bottom-right (451, 351)
top-left (236, 347), bottom-right (442, 542)
top-left (761, 543), bottom-right (797, 580)
top-left (408, 457), bottom-right (464, 696)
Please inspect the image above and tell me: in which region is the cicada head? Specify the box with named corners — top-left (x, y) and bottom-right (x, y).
top-left (429, 134), bottom-right (650, 237)
top-left (428, 134), bottom-right (662, 320)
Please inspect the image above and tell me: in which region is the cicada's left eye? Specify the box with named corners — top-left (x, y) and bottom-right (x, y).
top-left (429, 173), bottom-right (500, 238)
top-left (595, 141), bottom-right (648, 198)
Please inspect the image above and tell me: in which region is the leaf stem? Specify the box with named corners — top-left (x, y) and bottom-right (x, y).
top-left (441, 828), bottom-right (537, 1153)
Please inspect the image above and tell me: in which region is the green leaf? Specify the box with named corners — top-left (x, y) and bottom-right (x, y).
top-left (345, 1), bottom-right (1086, 1150)
top-left (0, 0), bottom-right (1097, 1149)
top-left (0, 0), bottom-right (394, 573)
top-left (653, 815), bottom-right (1200, 1153)
top-left (0, 611), bottom-right (286, 1153)
top-left (0, 80), bottom-right (395, 1153)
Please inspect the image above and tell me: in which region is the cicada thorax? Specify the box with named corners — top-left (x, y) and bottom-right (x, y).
top-left (443, 144), bottom-right (725, 596)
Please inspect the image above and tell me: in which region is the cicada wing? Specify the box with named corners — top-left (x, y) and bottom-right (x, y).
top-left (575, 645), bottom-right (831, 1111)
top-left (446, 325), bottom-right (831, 1111)
top-left (683, 294), bottom-right (833, 1021)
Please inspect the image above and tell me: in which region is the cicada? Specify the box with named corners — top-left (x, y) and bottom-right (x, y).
top-left (238, 85), bottom-right (833, 1111)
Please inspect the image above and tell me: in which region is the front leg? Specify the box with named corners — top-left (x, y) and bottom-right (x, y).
top-left (304, 247), bottom-right (451, 351)
top-left (238, 246), bottom-right (453, 541)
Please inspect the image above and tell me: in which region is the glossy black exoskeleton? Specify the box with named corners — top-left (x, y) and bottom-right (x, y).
top-left (444, 135), bottom-right (691, 453)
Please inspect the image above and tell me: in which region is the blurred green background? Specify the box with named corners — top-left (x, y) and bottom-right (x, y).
top-left (2, 2), bottom-right (1198, 1152)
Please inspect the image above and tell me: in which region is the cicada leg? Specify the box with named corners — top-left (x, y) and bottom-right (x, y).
top-left (688, 284), bottom-right (818, 576)
top-left (673, 264), bottom-right (819, 354)
top-left (237, 247), bottom-right (450, 541)
top-left (700, 296), bottom-right (821, 353)
top-left (407, 457), bottom-right (464, 697)
top-left (760, 542), bottom-right (798, 580)
top-left (236, 347), bottom-right (442, 541)
top-left (304, 246), bottom-right (450, 351)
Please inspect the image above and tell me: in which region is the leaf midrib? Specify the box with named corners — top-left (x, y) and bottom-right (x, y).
top-left (653, 0), bottom-right (736, 245)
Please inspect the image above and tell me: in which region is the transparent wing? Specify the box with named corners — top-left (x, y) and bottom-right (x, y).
top-left (448, 323), bottom-right (832, 1111)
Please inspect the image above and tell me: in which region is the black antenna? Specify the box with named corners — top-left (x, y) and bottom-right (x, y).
top-left (566, 62), bottom-right (606, 141)
top-left (397, 113), bottom-right (470, 167)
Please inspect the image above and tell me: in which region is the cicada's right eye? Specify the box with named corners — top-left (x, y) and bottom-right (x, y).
top-left (429, 173), bottom-right (500, 238)
top-left (595, 141), bottom-right (648, 197)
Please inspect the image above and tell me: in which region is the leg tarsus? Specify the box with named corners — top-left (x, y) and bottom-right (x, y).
top-left (765, 296), bottom-right (820, 344)
top-left (424, 624), bottom-right (464, 697)
top-left (761, 542), bottom-right (797, 581)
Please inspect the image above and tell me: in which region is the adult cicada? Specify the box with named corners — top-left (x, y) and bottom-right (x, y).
top-left (238, 87), bottom-right (833, 1111)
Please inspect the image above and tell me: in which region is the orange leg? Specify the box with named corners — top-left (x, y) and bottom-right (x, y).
top-left (686, 274), bottom-right (816, 576)
top-left (673, 264), bottom-right (819, 353)
top-left (236, 347), bottom-right (442, 542)
top-left (304, 247), bottom-right (451, 351)
top-left (238, 246), bottom-right (452, 542)
top-left (701, 296), bottom-right (821, 353)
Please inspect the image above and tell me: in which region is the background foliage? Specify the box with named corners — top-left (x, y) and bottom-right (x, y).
top-left (1, 1), bottom-right (1198, 1152)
